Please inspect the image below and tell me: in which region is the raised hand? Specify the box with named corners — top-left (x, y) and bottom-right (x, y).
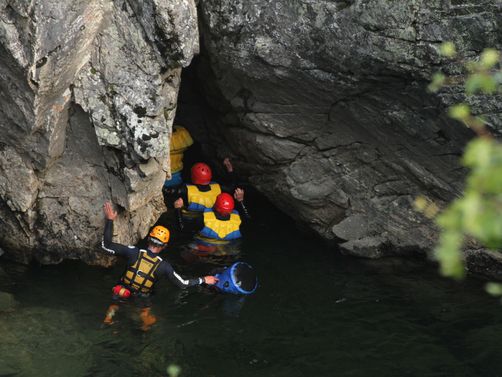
top-left (234, 188), bottom-right (244, 202)
top-left (223, 157), bottom-right (233, 173)
top-left (174, 198), bottom-right (184, 209)
top-left (103, 202), bottom-right (118, 221)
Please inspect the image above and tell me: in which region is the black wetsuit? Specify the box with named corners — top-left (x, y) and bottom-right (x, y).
top-left (101, 219), bottom-right (204, 289)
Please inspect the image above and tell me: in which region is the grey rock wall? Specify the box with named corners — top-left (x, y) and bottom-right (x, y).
top-left (1, 0), bottom-right (500, 265)
top-left (0, 0), bottom-right (198, 264)
top-left (197, 0), bottom-right (502, 257)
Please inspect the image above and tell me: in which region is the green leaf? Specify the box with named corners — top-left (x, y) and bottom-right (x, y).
top-left (434, 231), bottom-right (465, 279)
top-left (462, 193), bottom-right (483, 234)
top-left (480, 74), bottom-right (498, 94)
top-left (440, 42), bottom-right (457, 58)
top-left (448, 103), bottom-right (470, 121)
top-left (436, 201), bottom-right (463, 230)
top-left (475, 168), bottom-right (502, 194)
top-left (465, 74), bottom-right (484, 95)
top-left (480, 49), bottom-right (500, 69)
top-left (428, 72), bottom-right (446, 93)
top-left (463, 138), bottom-right (492, 168)
top-left (486, 282), bottom-right (502, 296)
top-left (167, 364), bottom-right (181, 377)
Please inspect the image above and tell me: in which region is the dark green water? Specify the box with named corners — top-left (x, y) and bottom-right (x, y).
top-left (1, 203), bottom-right (502, 377)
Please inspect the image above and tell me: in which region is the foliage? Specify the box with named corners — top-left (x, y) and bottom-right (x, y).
top-left (167, 364), bottom-right (181, 377)
top-left (425, 45), bottom-right (502, 280)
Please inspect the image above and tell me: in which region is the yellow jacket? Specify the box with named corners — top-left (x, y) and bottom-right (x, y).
top-left (170, 126), bottom-right (193, 174)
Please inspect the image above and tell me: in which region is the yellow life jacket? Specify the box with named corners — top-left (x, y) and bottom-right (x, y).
top-left (185, 183), bottom-right (221, 212)
top-left (169, 126), bottom-right (193, 174)
top-left (121, 250), bottom-right (162, 294)
top-left (198, 210), bottom-right (242, 242)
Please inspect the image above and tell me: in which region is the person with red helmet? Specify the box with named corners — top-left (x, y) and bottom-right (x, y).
top-left (198, 192), bottom-right (243, 241)
top-left (164, 158), bottom-right (239, 230)
top-left (100, 201), bottom-right (218, 330)
top-left (177, 185), bottom-right (251, 261)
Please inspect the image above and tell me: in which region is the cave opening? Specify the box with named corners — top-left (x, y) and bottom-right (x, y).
top-left (171, 57), bottom-right (324, 243)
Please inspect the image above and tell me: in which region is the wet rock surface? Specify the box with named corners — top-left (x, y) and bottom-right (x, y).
top-left (0, 0), bottom-right (501, 265)
top-left (196, 0), bottom-right (502, 257)
top-left (0, 0), bottom-right (198, 263)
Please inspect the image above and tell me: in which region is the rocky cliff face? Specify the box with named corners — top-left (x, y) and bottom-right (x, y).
top-left (1, 0), bottom-right (501, 265)
top-left (196, 0), bottom-right (502, 257)
top-left (0, 0), bottom-right (198, 264)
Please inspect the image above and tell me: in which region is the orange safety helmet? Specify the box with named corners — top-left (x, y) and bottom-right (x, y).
top-left (191, 162), bottom-right (212, 185)
top-left (149, 225), bottom-right (170, 245)
top-left (214, 193), bottom-right (235, 215)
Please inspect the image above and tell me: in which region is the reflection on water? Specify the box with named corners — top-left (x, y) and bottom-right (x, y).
top-left (1, 202), bottom-right (502, 377)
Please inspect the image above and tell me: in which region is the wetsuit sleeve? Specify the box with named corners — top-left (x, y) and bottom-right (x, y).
top-left (175, 208), bottom-right (185, 231)
top-left (236, 200), bottom-right (251, 222)
top-left (101, 219), bottom-right (137, 258)
top-left (220, 171), bottom-right (238, 192)
top-left (158, 261), bottom-right (204, 288)
top-left (163, 185), bottom-right (188, 208)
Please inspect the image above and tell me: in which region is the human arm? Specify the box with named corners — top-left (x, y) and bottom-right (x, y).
top-left (101, 202), bottom-right (137, 257)
top-left (163, 185), bottom-right (188, 208)
top-left (223, 157), bottom-right (233, 173)
top-left (220, 157), bottom-right (238, 192)
top-left (233, 188), bottom-right (251, 221)
top-left (173, 198), bottom-right (185, 231)
top-left (160, 261), bottom-right (218, 288)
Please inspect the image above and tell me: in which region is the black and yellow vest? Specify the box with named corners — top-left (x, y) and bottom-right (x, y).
top-left (121, 250), bottom-right (162, 294)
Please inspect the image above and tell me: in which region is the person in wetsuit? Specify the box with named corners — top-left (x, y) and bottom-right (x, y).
top-left (176, 189), bottom-right (251, 260)
top-left (165, 158), bottom-right (239, 233)
top-left (101, 201), bottom-right (218, 330)
top-left (163, 125), bottom-right (194, 190)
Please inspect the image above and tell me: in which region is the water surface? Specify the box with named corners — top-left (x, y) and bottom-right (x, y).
top-left (1, 203), bottom-right (501, 377)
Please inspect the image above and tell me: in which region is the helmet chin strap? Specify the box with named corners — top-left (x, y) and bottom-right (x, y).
top-left (148, 237), bottom-right (166, 247)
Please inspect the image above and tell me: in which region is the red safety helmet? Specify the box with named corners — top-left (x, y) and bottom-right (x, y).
top-left (214, 193), bottom-right (234, 215)
top-left (191, 162), bottom-right (212, 185)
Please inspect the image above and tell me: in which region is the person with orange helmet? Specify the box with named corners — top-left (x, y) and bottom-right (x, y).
top-left (100, 201), bottom-right (218, 330)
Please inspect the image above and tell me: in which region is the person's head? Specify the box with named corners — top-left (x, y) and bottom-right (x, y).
top-left (148, 225), bottom-right (170, 252)
top-left (191, 162), bottom-right (212, 185)
top-left (214, 193), bottom-right (234, 216)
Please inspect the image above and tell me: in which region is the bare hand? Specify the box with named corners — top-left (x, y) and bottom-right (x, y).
top-left (174, 198), bottom-right (184, 209)
top-left (234, 188), bottom-right (244, 202)
top-left (204, 276), bottom-right (219, 285)
top-left (223, 157), bottom-right (233, 173)
top-left (103, 202), bottom-right (118, 221)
